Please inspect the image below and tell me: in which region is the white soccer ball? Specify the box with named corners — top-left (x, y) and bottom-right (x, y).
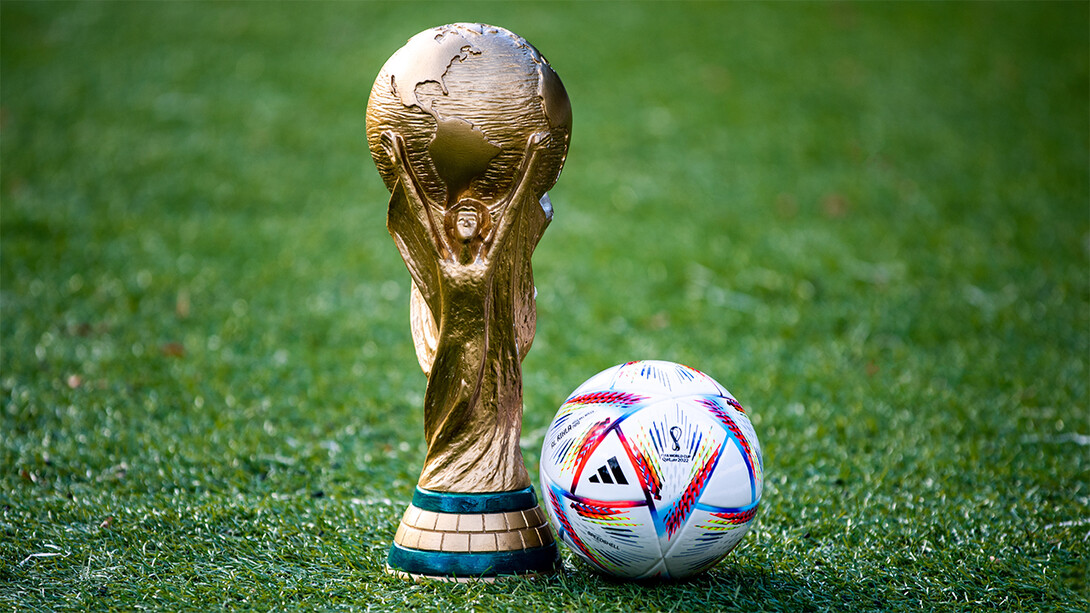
top-left (539, 360), bottom-right (763, 579)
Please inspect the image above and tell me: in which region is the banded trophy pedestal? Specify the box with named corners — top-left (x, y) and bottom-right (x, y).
top-left (386, 488), bottom-right (560, 581)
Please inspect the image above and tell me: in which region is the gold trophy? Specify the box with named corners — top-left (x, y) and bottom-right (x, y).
top-left (365, 23), bottom-right (572, 580)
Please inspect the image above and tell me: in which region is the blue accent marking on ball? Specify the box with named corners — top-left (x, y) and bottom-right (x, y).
top-left (689, 429), bottom-right (702, 457)
top-left (650, 421), bottom-right (664, 453)
top-left (722, 426), bottom-right (757, 502)
top-left (545, 483), bottom-right (570, 541)
top-left (702, 394), bottom-right (759, 503)
top-left (694, 499), bottom-right (760, 513)
top-left (553, 437), bottom-right (574, 464)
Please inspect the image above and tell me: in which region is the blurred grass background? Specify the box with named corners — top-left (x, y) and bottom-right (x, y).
top-left (1, 2), bottom-right (1087, 610)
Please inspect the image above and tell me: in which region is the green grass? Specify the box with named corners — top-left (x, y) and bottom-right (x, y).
top-left (2, 1), bottom-right (1087, 610)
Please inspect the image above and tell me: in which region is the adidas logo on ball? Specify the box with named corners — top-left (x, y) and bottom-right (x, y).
top-left (587, 456), bottom-right (629, 485)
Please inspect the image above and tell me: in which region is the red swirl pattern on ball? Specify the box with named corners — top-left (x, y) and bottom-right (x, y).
top-left (699, 398), bottom-right (753, 462)
top-left (549, 489), bottom-right (607, 568)
top-left (663, 446), bottom-right (720, 537)
top-left (711, 508), bottom-right (758, 524)
top-left (572, 501), bottom-right (627, 520)
top-left (568, 417), bottom-right (613, 479)
top-left (629, 445), bottom-right (663, 501)
top-left (566, 391), bottom-right (646, 408)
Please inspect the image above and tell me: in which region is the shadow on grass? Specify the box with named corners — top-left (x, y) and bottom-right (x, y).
top-left (561, 563), bottom-right (887, 612)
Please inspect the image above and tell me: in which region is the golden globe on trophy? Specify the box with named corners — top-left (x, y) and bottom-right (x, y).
top-left (365, 23), bottom-right (572, 580)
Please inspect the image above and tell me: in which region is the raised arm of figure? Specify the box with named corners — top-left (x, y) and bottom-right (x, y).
top-left (381, 130), bottom-right (450, 259)
top-left (489, 132), bottom-right (550, 250)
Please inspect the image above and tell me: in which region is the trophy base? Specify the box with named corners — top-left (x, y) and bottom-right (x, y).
top-left (386, 486), bottom-right (560, 581)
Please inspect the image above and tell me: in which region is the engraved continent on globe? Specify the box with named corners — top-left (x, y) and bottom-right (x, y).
top-left (366, 23), bottom-right (572, 209)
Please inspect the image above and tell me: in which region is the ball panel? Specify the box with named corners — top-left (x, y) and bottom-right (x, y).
top-left (614, 399), bottom-right (728, 514)
top-left (608, 360), bottom-right (725, 397)
top-left (543, 481), bottom-right (660, 578)
top-left (696, 396), bottom-right (763, 503)
top-left (540, 361), bottom-right (763, 580)
top-left (638, 559), bottom-right (667, 580)
top-left (569, 431), bottom-right (647, 502)
top-left (541, 391), bottom-right (653, 491)
top-left (697, 442), bottom-right (756, 509)
top-left (662, 506), bottom-right (757, 579)
top-left (730, 408), bottom-right (764, 500)
top-left (542, 404), bottom-right (619, 480)
top-left (543, 414), bottom-right (612, 486)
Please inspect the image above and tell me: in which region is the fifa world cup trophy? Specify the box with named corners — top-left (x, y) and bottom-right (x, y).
top-left (365, 23), bottom-right (572, 580)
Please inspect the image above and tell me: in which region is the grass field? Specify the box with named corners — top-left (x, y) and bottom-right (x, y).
top-left (2, 2), bottom-right (1087, 611)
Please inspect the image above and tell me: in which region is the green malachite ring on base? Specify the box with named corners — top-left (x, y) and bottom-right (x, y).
top-left (386, 487), bottom-right (561, 581)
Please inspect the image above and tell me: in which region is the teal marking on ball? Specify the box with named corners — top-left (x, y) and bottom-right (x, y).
top-left (388, 542), bottom-right (560, 577)
top-left (412, 487), bottom-right (539, 514)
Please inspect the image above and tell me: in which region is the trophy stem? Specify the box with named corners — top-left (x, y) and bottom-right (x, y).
top-left (386, 487), bottom-right (560, 581)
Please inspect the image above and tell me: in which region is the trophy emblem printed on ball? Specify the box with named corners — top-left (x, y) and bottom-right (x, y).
top-left (365, 23), bottom-right (572, 580)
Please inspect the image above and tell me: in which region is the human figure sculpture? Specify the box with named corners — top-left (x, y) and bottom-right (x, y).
top-left (379, 128), bottom-right (553, 493)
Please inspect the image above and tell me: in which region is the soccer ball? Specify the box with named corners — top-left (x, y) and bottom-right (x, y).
top-left (539, 360), bottom-right (763, 579)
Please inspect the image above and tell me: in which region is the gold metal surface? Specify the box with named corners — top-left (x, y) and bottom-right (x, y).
top-left (482, 512), bottom-right (508, 532)
top-left (506, 510), bottom-right (528, 531)
top-left (366, 23), bottom-right (571, 493)
top-left (402, 506), bottom-right (422, 528)
top-left (416, 529), bottom-right (444, 551)
top-left (469, 533), bottom-right (499, 552)
top-left (433, 512), bottom-right (459, 533)
top-left (523, 507), bottom-right (547, 526)
top-left (458, 514), bottom-right (484, 533)
top-left (495, 529), bottom-right (528, 551)
top-left (400, 507), bottom-right (549, 533)
top-left (521, 526), bottom-right (543, 549)
top-left (393, 522), bottom-right (553, 553)
top-left (443, 532), bottom-right (471, 552)
top-left (392, 503), bottom-right (555, 554)
top-left (399, 526), bottom-right (420, 550)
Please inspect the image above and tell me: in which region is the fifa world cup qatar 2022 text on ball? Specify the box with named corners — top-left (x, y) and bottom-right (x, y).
top-left (540, 360), bottom-right (764, 580)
